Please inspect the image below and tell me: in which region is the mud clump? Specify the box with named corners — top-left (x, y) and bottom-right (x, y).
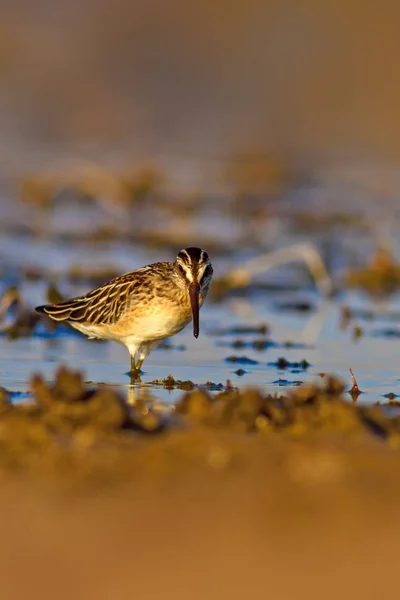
top-left (148, 375), bottom-right (223, 391)
top-left (31, 367), bottom-right (131, 431)
top-left (215, 324), bottom-right (269, 336)
top-left (269, 357), bottom-right (310, 370)
top-left (229, 338), bottom-right (277, 351)
top-left (149, 375), bottom-right (196, 390)
top-left (0, 367), bottom-right (165, 478)
top-left (346, 248), bottom-right (400, 296)
top-left (0, 366), bottom-right (400, 484)
top-left (225, 355), bottom-right (259, 365)
top-left (235, 369), bottom-right (247, 376)
top-left (0, 286), bottom-right (42, 339)
top-left (176, 376), bottom-right (400, 439)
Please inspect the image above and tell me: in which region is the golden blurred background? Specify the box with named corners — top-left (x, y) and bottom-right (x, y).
top-left (1, 0), bottom-right (400, 174)
top-left (2, 7), bottom-right (400, 598)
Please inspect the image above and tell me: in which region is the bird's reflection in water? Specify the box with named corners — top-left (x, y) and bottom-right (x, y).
top-left (126, 381), bottom-right (148, 408)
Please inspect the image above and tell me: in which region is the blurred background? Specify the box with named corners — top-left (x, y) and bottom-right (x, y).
top-left (1, 0), bottom-right (400, 253)
top-left (1, 0), bottom-right (400, 178)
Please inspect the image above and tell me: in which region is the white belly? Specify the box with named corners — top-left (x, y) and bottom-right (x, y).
top-left (133, 311), bottom-right (191, 341)
top-left (69, 312), bottom-right (192, 345)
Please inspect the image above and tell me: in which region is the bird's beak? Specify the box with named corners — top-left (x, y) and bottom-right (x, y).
top-left (189, 282), bottom-right (200, 338)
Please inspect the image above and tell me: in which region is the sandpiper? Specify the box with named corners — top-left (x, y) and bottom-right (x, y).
top-left (36, 247), bottom-right (213, 378)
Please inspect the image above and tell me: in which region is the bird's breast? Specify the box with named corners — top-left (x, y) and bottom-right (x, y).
top-left (117, 300), bottom-right (193, 341)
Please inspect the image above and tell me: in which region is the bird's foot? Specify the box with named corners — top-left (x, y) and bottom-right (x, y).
top-left (128, 356), bottom-right (144, 382)
top-left (128, 368), bottom-right (142, 383)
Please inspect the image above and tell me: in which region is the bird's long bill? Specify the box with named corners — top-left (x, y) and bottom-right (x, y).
top-left (189, 283), bottom-right (200, 338)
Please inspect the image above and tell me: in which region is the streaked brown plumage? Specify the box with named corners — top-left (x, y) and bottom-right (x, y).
top-left (36, 247), bottom-right (213, 377)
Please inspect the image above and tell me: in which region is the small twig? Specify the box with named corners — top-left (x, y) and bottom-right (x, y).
top-left (349, 368), bottom-right (361, 402)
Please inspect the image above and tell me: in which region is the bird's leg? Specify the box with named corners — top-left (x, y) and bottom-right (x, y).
top-left (136, 356), bottom-right (145, 372)
top-left (130, 354), bottom-right (141, 383)
top-left (134, 344), bottom-right (147, 375)
top-left (130, 370), bottom-right (141, 384)
top-left (136, 341), bottom-right (160, 375)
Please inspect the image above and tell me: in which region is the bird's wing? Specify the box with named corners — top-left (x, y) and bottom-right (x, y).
top-left (35, 267), bottom-right (153, 325)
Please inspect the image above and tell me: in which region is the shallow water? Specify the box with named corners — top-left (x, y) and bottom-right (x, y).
top-left (2, 192), bottom-right (400, 406)
top-left (2, 284), bottom-right (400, 405)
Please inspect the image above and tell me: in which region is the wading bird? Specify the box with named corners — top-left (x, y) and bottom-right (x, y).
top-left (36, 247), bottom-right (213, 379)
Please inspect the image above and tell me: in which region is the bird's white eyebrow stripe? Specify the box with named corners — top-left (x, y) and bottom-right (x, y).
top-left (179, 250), bottom-right (191, 264)
top-left (178, 248), bottom-right (210, 270)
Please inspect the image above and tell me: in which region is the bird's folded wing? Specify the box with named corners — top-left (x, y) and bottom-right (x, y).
top-left (36, 274), bottom-right (140, 325)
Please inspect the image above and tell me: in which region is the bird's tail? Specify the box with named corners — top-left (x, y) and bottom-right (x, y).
top-left (35, 301), bottom-right (86, 322)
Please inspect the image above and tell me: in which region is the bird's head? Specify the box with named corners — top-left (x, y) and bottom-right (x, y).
top-left (174, 247), bottom-right (213, 338)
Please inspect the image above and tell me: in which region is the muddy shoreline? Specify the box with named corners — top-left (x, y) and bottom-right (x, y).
top-left (2, 370), bottom-right (400, 599)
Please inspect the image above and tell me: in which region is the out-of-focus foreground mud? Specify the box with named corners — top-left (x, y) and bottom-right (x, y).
top-left (2, 437), bottom-right (400, 600)
top-left (1, 367), bottom-right (400, 599)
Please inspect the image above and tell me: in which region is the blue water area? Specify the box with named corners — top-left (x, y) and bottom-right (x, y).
top-left (1, 285), bottom-right (400, 406)
top-left (1, 194), bottom-right (400, 407)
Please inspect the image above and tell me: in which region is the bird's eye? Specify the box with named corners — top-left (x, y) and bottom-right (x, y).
top-left (178, 265), bottom-right (185, 275)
